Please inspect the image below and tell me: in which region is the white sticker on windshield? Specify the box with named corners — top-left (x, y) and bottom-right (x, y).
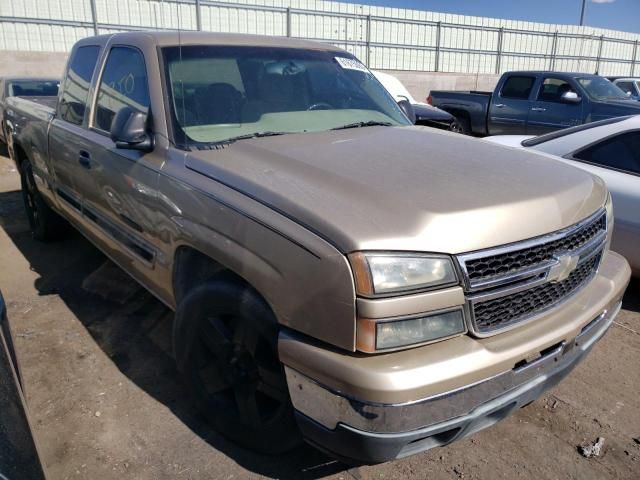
top-left (335, 56), bottom-right (368, 73)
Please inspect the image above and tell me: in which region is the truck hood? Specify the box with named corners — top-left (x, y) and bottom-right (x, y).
top-left (185, 126), bottom-right (607, 254)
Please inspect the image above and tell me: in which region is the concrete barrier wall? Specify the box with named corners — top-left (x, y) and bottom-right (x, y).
top-left (382, 71), bottom-right (500, 101)
top-left (0, 51), bottom-right (68, 77)
top-left (0, 50), bottom-right (500, 101)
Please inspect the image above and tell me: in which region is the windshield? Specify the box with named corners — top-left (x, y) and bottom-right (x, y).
top-left (8, 80), bottom-right (59, 97)
top-left (162, 46), bottom-right (410, 146)
top-left (577, 76), bottom-right (629, 101)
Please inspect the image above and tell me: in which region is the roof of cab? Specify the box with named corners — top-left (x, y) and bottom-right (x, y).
top-left (504, 71), bottom-right (600, 78)
top-left (77, 30), bottom-right (346, 52)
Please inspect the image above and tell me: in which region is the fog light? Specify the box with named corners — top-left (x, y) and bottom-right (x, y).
top-left (357, 308), bottom-right (466, 352)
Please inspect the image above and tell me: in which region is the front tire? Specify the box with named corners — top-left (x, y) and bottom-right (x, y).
top-left (20, 158), bottom-right (67, 241)
top-left (173, 276), bottom-right (301, 454)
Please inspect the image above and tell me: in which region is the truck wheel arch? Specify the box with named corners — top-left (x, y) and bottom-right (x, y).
top-left (10, 138), bottom-right (26, 173)
top-left (171, 273), bottom-right (301, 453)
top-left (171, 246), bottom-right (273, 314)
top-left (445, 109), bottom-right (472, 135)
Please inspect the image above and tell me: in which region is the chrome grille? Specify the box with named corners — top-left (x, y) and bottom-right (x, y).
top-left (464, 213), bottom-right (606, 285)
top-left (457, 209), bottom-right (607, 336)
top-left (472, 253), bottom-right (601, 333)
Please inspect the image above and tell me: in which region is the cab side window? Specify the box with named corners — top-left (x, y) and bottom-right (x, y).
top-left (537, 78), bottom-right (576, 103)
top-left (500, 76), bottom-right (535, 100)
top-left (59, 45), bottom-right (100, 126)
top-left (616, 81), bottom-right (636, 96)
top-left (94, 46), bottom-right (150, 132)
top-left (574, 132), bottom-right (640, 175)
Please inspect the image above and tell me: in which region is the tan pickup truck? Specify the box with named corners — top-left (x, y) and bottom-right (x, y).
top-left (6, 31), bottom-right (630, 463)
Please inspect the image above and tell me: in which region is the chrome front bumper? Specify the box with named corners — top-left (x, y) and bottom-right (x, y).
top-left (286, 300), bottom-right (621, 462)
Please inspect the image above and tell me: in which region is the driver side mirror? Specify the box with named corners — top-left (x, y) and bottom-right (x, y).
top-left (560, 91), bottom-right (581, 104)
top-left (397, 99), bottom-right (416, 124)
top-left (110, 106), bottom-right (153, 152)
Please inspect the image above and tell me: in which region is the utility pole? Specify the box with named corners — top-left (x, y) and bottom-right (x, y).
top-left (580, 0), bottom-right (586, 26)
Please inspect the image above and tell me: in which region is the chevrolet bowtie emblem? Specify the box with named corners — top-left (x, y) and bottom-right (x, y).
top-left (548, 253), bottom-right (580, 283)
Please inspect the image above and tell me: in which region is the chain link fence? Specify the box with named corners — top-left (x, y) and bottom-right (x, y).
top-left (1, 0), bottom-right (639, 76)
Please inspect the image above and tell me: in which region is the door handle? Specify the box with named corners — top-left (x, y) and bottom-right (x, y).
top-left (78, 150), bottom-right (91, 169)
top-left (531, 107), bottom-right (546, 112)
top-left (494, 103), bottom-right (505, 108)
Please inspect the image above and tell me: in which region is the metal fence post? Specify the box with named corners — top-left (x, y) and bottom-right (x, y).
top-left (195, 0), bottom-right (202, 31)
top-left (286, 7), bottom-right (291, 37)
top-left (596, 35), bottom-right (604, 74)
top-left (344, 17), bottom-right (349, 50)
top-left (549, 31), bottom-right (558, 71)
top-left (495, 27), bottom-right (504, 74)
top-left (365, 14), bottom-right (371, 67)
top-left (434, 21), bottom-right (441, 72)
top-left (632, 40), bottom-right (638, 76)
top-left (88, 0), bottom-right (98, 35)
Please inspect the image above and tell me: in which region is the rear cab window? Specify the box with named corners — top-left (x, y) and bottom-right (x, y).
top-left (500, 76), bottom-right (535, 100)
top-left (58, 45), bottom-right (101, 126)
top-left (8, 80), bottom-right (59, 97)
top-left (93, 46), bottom-right (151, 132)
top-left (616, 81), bottom-right (635, 95)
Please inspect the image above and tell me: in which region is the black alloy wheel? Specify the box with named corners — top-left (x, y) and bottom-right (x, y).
top-left (174, 278), bottom-right (301, 454)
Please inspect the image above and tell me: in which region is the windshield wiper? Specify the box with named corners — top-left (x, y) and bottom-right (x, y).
top-left (226, 131), bottom-right (292, 142)
top-left (331, 121), bottom-right (393, 130)
top-left (196, 131), bottom-right (292, 150)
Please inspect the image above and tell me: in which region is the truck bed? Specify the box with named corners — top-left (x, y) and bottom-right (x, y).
top-left (16, 96), bottom-right (58, 110)
top-left (5, 96), bottom-right (56, 171)
top-left (6, 95), bottom-right (56, 119)
top-left (431, 90), bottom-right (492, 97)
top-left (428, 90), bottom-right (493, 135)
top-left (7, 94), bottom-right (56, 117)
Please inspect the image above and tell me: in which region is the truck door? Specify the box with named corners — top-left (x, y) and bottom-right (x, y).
top-left (487, 75), bottom-right (535, 135)
top-left (527, 77), bottom-right (584, 135)
top-left (48, 45), bottom-right (101, 220)
top-left (76, 45), bottom-right (165, 297)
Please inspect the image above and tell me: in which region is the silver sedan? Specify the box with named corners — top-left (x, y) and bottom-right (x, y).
top-left (485, 115), bottom-right (640, 276)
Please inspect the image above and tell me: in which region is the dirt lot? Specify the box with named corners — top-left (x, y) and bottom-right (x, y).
top-left (0, 150), bottom-right (639, 480)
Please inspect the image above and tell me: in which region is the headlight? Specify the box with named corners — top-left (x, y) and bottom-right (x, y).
top-left (349, 252), bottom-right (458, 296)
top-left (605, 192), bottom-right (614, 251)
top-left (357, 309), bottom-right (466, 352)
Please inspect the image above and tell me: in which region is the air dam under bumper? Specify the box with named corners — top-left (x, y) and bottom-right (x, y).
top-left (280, 252), bottom-right (630, 464)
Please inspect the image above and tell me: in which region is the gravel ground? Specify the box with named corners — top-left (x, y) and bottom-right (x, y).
top-left (1, 151), bottom-right (639, 480)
